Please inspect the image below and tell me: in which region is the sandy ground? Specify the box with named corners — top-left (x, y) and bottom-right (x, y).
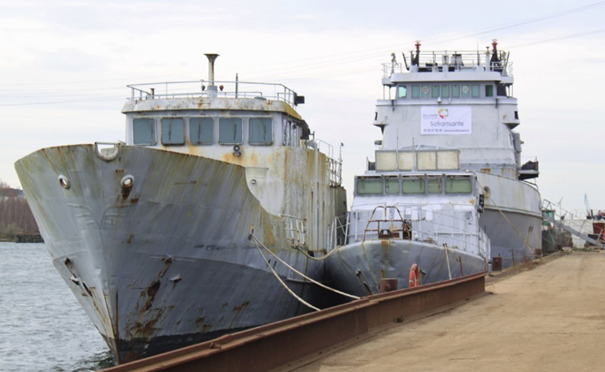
top-left (294, 251), bottom-right (605, 372)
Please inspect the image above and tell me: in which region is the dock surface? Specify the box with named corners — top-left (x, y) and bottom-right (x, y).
top-left (294, 252), bottom-right (605, 372)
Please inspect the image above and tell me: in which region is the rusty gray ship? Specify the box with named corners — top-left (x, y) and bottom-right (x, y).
top-left (15, 55), bottom-right (347, 363)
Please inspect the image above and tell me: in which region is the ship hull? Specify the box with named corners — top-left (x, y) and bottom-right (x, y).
top-left (476, 173), bottom-right (542, 268)
top-left (482, 208), bottom-right (543, 267)
top-left (16, 145), bottom-right (331, 363)
top-left (327, 239), bottom-right (486, 297)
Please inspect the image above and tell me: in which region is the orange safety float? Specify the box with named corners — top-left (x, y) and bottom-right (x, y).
top-left (409, 263), bottom-right (420, 288)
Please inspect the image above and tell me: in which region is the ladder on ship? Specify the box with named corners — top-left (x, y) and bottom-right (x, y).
top-left (542, 200), bottom-right (605, 249)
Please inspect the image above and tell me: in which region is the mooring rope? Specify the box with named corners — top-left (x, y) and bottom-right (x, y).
top-left (251, 236), bottom-right (320, 311)
top-left (249, 232), bottom-right (361, 301)
top-left (293, 244), bottom-right (342, 261)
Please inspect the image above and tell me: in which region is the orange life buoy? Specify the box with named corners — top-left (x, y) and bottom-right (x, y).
top-left (409, 263), bottom-right (420, 288)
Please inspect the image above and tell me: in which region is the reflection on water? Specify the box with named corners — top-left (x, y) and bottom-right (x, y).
top-left (0, 243), bottom-right (116, 372)
top-left (71, 351), bottom-right (116, 372)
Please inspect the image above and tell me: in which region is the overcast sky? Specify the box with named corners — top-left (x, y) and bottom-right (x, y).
top-left (1, 0), bottom-right (604, 214)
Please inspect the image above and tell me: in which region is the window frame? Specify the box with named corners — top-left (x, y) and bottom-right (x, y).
top-left (451, 85), bottom-right (460, 98)
top-left (385, 178), bottom-right (400, 195)
top-left (461, 84), bottom-right (470, 98)
top-left (248, 117), bottom-right (273, 146)
top-left (161, 117), bottom-right (185, 146)
top-left (441, 85), bottom-right (450, 98)
top-left (397, 85), bottom-right (407, 99)
top-left (411, 85), bottom-right (420, 99)
top-left (402, 178), bottom-right (425, 195)
top-left (133, 118), bottom-right (157, 146)
top-left (485, 84), bottom-right (494, 97)
top-left (427, 177), bottom-right (443, 194)
top-left (189, 117), bottom-right (215, 146)
top-left (356, 178), bottom-right (384, 195)
top-left (444, 177), bottom-right (473, 194)
top-left (421, 85), bottom-right (431, 99)
top-left (218, 117), bottom-right (243, 145)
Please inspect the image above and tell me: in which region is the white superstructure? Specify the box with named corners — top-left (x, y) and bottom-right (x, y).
top-left (327, 41), bottom-right (541, 296)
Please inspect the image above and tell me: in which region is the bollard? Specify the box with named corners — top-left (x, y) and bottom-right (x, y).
top-left (492, 257), bottom-right (503, 271)
top-left (379, 278), bottom-right (398, 293)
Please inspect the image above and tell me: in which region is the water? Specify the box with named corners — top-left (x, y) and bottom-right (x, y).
top-left (0, 243), bottom-right (116, 372)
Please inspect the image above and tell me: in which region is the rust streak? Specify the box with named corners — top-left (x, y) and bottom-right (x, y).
top-left (142, 280), bottom-right (160, 311)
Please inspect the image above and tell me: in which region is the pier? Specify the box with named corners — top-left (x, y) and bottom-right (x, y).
top-left (98, 251), bottom-right (605, 372)
top-left (295, 251), bottom-right (605, 372)
top-left (100, 272), bottom-right (487, 372)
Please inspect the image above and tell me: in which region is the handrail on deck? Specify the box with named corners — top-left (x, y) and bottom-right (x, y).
top-left (126, 80), bottom-right (300, 106)
top-left (362, 205), bottom-right (411, 242)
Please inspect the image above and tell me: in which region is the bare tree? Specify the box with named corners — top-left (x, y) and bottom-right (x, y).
top-left (0, 182), bottom-right (40, 238)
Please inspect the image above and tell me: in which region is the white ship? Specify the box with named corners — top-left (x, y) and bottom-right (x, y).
top-left (15, 55), bottom-right (347, 363)
top-left (328, 40), bottom-right (541, 295)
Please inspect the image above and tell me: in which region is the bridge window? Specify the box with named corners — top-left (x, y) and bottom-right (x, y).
top-left (432, 85), bottom-right (440, 98)
top-left (421, 85), bottom-right (430, 99)
top-left (445, 178), bottom-right (472, 194)
top-left (249, 118), bottom-right (272, 145)
top-left (402, 179), bottom-right (425, 194)
top-left (411, 86), bottom-right (420, 98)
top-left (471, 85), bottom-right (480, 98)
top-left (397, 86), bottom-right (407, 98)
top-left (161, 118), bottom-right (185, 145)
top-left (357, 179), bottom-right (383, 195)
top-left (485, 85), bottom-right (494, 97)
top-left (385, 179), bottom-right (399, 195)
top-left (452, 85), bottom-right (460, 98)
top-left (428, 178), bottom-right (442, 194)
top-left (461, 85), bottom-right (470, 98)
top-left (133, 118), bottom-right (155, 145)
top-left (219, 118), bottom-right (243, 144)
top-left (190, 117), bottom-right (214, 145)
top-left (441, 85), bottom-right (450, 98)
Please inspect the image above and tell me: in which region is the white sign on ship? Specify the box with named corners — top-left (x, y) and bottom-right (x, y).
top-left (421, 106), bottom-right (472, 135)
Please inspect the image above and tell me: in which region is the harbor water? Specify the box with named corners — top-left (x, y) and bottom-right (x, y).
top-left (0, 242), bottom-right (115, 372)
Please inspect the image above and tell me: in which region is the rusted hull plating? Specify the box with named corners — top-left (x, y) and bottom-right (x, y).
top-left (327, 239), bottom-right (486, 297)
top-left (15, 145), bottom-right (339, 363)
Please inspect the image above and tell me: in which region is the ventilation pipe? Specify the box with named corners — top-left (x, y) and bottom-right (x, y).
top-left (204, 53), bottom-right (219, 97)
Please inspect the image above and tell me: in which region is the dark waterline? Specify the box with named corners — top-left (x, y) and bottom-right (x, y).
top-left (0, 243), bottom-right (116, 372)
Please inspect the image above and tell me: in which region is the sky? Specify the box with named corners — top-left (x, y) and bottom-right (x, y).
top-left (1, 0), bottom-right (604, 215)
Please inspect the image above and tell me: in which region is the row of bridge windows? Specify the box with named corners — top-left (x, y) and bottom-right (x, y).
top-left (356, 176), bottom-right (472, 196)
top-left (133, 117), bottom-right (273, 146)
top-left (397, 83), bottom-right (495, 99)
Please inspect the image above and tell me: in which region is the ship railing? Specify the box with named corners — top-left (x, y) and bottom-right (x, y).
top-left (348, 205), bottom-right (488, 257)
top-left (127, 80), bottom-right (302, 106)
top-left (327, 215), bottom-right (349, 251)
top-left (326, 157), bottom-right (343, 187)
top-left (361, 206), bottom-right (411, 242)
top-left (383, 49), bottom-right (511, 77)
top-left (310, 139), bottom-right (343, 187)
top-left (281, 214), bottom-right (307, 248)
